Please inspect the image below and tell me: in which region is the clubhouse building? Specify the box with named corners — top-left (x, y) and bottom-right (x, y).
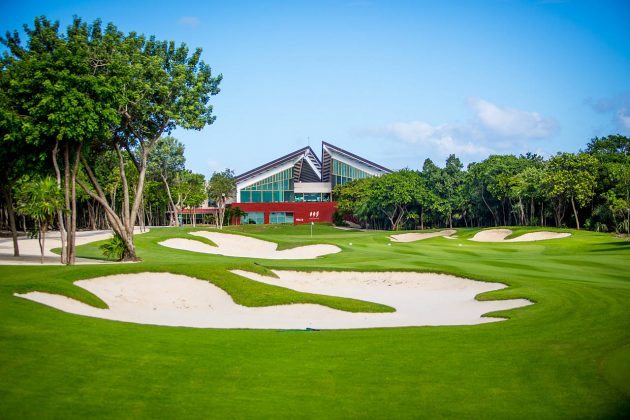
top-left (233, 141), bottom-right (391, 225)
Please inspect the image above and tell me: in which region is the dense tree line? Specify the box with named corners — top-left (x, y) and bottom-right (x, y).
top-left (335, 135), bottom-right (629, 233)
top-left (1, 16), bottom-right (223, 262)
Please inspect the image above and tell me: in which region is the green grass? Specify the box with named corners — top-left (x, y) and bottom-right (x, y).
top-left (1, 224), bottom-right (629, 418)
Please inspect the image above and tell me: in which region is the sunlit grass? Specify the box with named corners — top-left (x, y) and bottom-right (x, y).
top-left (1, 224), bottom-right (629, 418)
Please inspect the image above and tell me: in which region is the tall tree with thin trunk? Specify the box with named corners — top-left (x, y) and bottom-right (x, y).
top-left (148, 136), bottom-right (186, 226)
top-left (545, 152), bottom-right (598, 230)
top-left (76, 25), bottom-right (221, 260)
top-left (207, 169), bottom-right (235, 229)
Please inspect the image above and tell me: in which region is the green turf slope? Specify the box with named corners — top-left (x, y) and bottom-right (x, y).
top-left (0, 225), bottom-right (628, 418)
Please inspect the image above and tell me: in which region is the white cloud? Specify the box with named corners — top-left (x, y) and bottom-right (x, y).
top-left (177, 16), bottom-right (200, 28)
top-left (372, 98), bottom-right (557, 162)
top-left (586, 93), bottom-right (630, 135)
top-left (384, 121), bottom-right (493, 157)
top-left (467, 97), bottom-right (558, 138)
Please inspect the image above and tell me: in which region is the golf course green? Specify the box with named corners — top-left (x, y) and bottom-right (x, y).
top-left (1, 224), bottom-right (629, 418)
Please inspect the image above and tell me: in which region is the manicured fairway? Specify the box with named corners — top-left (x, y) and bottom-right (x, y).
top-left (1, 225), bottom-right (629, 418)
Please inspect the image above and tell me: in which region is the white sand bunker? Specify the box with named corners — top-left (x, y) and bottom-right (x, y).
top-left (390, 230), bottom-right (457, 242)
top-left (15, 271), bottom-right (532, 329)
top-left (470, 229), bottom-right (571, 242)
top-left (159, 231), bottom-right (341, 260)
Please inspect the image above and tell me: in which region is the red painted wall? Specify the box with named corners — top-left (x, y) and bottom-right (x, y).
top-left (231, 202), bottom-right (337, 225)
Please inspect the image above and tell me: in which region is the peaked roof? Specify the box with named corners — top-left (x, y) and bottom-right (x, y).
top-left (321, 141), bottom-right (392, 182)
top-left (235, 146), bottom-right (321, 184)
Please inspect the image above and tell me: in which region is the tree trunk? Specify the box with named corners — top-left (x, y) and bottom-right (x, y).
top-left (218, 197), bottom-right (225, 229)
top-left (77, 139), bottom-right (157, 262)
top-left (420, 207), bottom-right (424, 230)
top-left (554, 197), bottom-right (565, 227)
top-left (160, 174), bottom-right (177, 226)
top-left (38, 222), bottom-right (46, 264)
top-left (63, 143), bottom-right (72, 264)
top-left (481, 187), bottom-right (498, 226)
top-left (68, 143), bottom-right (82, 264)
top-left (570, 195), bottom-right (580, 230)
top-left (2, 188), bottom-right (19, 257)
top-left (52, 141), bottom-right (67, 264)
top-left (87, 201), bottom-right (96, 230)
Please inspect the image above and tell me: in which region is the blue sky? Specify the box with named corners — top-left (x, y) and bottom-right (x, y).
top-left (2, 0), bottom-right (629, 175)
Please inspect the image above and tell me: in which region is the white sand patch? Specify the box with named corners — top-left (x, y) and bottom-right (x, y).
top-left (390, 230), bottom-right (457, 242)
top-left (159, 231), bottom-right (341, 260)
top-left (0, 228), bottom-right (148, 265)
top-left (470, 229), bottom-right (571, 242)
top-left (15, 271), bottom-right (532, 329)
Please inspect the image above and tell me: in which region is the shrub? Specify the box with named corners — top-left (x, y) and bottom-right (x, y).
top-left (332, 211), bottom-right (344, 226)
top-left (100, 234), bottom-right (126, 260)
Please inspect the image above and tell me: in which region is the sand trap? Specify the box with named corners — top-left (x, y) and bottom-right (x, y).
top-left (390, 230), bottom-right (457, 242)
top-left (15, 271), bottom-right (532, 329)
top-left (0, 228), bottom-right (148, 265)
top-left (159, 231), bottom-right (341, 260)
top-left (470, 229), bottom-right (571, 242)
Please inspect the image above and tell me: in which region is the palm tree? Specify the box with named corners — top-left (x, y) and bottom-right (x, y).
top-left (16, 176), bottom-right (65, 263)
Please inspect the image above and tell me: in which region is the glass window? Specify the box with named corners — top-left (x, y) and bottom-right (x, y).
top-left (295, 193), bottom-right (304, 202)
top-left (270, 212), bottom-right (293, 224)
top-left (322, 193), bottom-right (331, 202)
top-left (241, 212), bottom-right (263, 224)
top-left (240, 168), bottom-right (295, 203)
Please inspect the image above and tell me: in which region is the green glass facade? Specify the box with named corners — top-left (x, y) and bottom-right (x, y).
top-left (331, 158), bottom-right (370, 187)
top-left (239, 168), bottom-right (294, 203)
top-left (241, 212), bottom-right (265, 224)
top-left (270, 212), bottom-right (294, 224)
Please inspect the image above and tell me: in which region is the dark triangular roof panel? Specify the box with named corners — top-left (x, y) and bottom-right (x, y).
top-left (297, 158), bottom-right (321, 182)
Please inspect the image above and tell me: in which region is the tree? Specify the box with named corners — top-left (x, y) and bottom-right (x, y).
top-left (225, 206), bottom-right (246, 226)
top-left (422, 156), bottom-right (465, 228)
top-left (81, 28), bottom-right (220, 259)
top-left (2, 18), bottom-right (121, 264)
top-left (586, 135), bottom-right (630, 233)
top-left (172, 171), bottom-right (206, 226)
top-left (367, 170), bottom-right (423, 230)
top-left (545, 153), bottom-right (598, 230)
top-left (148, 136), bottom-right (186, 226)
top-left (3, 16), bottom-right (221, 261)
top-left (207, 169), bottom-right (235, 229)
top-left (15, 177), bottom-right (64, 263)
top-left (510, 165), bottom-right (546, 226)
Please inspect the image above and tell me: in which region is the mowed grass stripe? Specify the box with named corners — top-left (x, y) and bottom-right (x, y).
top-left (0, 225), bottom-right (629, 418)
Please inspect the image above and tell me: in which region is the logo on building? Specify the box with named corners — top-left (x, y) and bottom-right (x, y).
top-left (309, 211), bottom-right (320, 219)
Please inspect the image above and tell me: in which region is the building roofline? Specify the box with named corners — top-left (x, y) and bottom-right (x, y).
top-left (235, 146), bottom-right (321, 183)
top-left (322, 141), bottom-right (392, 173)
